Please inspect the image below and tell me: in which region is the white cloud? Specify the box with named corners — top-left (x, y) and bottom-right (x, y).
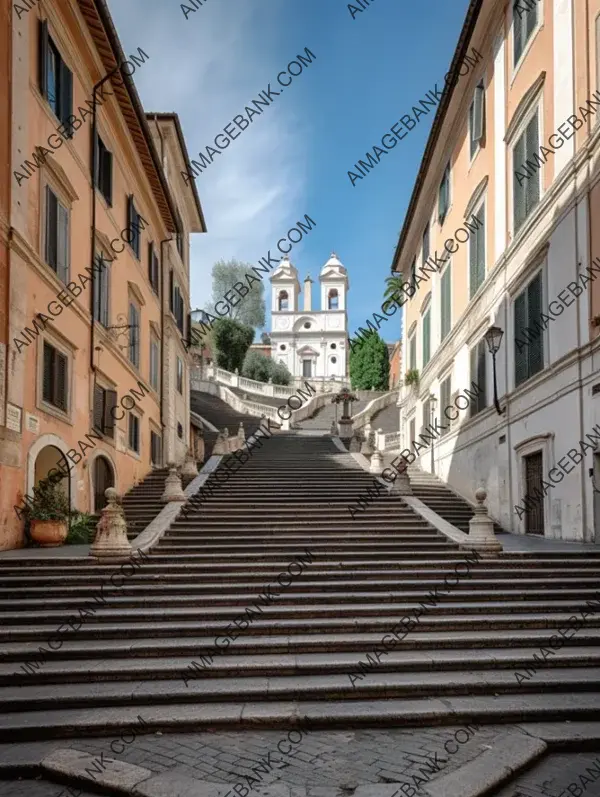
top-left (106, 0), bottom-right (308, 324)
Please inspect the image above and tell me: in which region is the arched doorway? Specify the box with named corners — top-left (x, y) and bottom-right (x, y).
top-left (93, 456), bottom-right (115, 512)
top-left (34, 444), bottom-right (70, 497)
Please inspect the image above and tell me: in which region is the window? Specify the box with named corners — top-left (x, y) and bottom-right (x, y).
top-left (328, 289), bottom-right (339, 310)
top-left (302, 359), bottom-right (312, 378)
top-left (128, 413), bottom-right (140, 453)
top-left (469, 203), bottom-right (486, 298)
top-left (440, 264), bottom-right (451, 341)
top-left (177, 422), bottom-right (183, 439)
top-left (469, 81), bottom-right (485, 158)
top-left (279, 344), bottom-right (286, 351)
top-left (94, 133), bottom-right (113, 206)
top-left (93, 383), bottom-right (117, 438)
top-left (438, 162), bottom-right (450, 224)
top-left (44, 185), bottom-right (69, 283)
top-left (422, 309), bottom-right (431, 368)
top-left (331, 343), bottom-right (337, 349)
top-left (169, 271), bottom-right (185, 334)
top-left (422, 223), bottom-right (430, 265)
top-left (513, 0), bottom-right (538, 66)
top-left (422, 396), bottom-right (431, 436)
top-left (409, 334), bottom-right (417, 371)
top-left (39, 21), bottom-right (73, 132)
top-left (150, 336), bottom-right (159, 391)
top-left (439, 376), bottom-right (451, 436)
top-left (148, 243), bottom-right (160, 295)
top-left (410, 258), bottom-right (417, 291)
top-left (513, 111), bottom-right (540, 232)
top-left (470, 339), bottom-right (487, 415)
top-left (128, 302), bottom-right (140, 367)
top-left (151, 431), bottom-right (162, 466)
top-left (177, 357), bottom-right (183, 394)
top-left (331, 356), bottom-right (337, 364)
top-left (514, 271), bottom-right (544, 386)
top-left (304, 322), bottom-right (311, 329)
top-left (175, 207), bottom-right (184, 261)
top-left (126, 195), bottom-right (142, 259)
top-left (278, 291), bottom-right (289, 311)
top-left (42, 341), bottom-right (68, 411)
top-left (92, 253), bottom-right (109, 327)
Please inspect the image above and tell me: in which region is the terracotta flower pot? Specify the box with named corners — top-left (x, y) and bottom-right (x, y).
top-left (30, 519), bottom-right (68, 547)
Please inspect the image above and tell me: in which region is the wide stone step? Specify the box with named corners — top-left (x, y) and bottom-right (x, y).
top-left (1, 598), bottom-right (597, 626)
top-left (3, 667), bottom-right (600, 714)
top-left (4, 627), bottom-right (600, 663)
top-left (3, 611), bottom-right (600, 641)
top-left (1, 587), bottom-right (599, 609)
top-left (1, 692), bottom-right (600, 740)
top-left (3, 646), bottom-right (599, 684)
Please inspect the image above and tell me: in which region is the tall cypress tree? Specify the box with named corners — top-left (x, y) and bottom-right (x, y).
top-left (349, 331), bottom-right (390, 390)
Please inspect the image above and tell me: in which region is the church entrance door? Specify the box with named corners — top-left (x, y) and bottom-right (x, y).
top-left (302, 359), bottom-right (312, 378)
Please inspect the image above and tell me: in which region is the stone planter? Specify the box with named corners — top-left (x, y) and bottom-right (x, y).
top-left (30, 518), bottom-right (68, 547)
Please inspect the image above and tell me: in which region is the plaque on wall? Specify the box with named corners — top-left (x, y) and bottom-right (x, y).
top-left (6, 403), bottom-right (22, 433)
top-left (26, 413), bottom-right (40, 434)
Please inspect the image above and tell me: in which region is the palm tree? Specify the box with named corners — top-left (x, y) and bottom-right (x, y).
top-left (383, 275), bottom-right (406, 306)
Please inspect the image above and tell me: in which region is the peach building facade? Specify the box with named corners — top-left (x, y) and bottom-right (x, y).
top-left (393, 0), bottom-right (600, 542)
top-left (0, 0), bottom-right (205, 550)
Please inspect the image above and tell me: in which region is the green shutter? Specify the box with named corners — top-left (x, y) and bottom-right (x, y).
top-left (441, 266), bottom-right (451, 339)
top-left (514, 291), bottom-right (528, 386)
top-left (513, 132), bottom-right (526, 231)
top-left (422, 311), bottom-right (431, 367)
top-left (513, 2), bottom-right (523, 64)
top-left (528, 272), bottom-right (543, 377)
top-left (477, 204), bottom-right (486, 290)
top-left (525, 113), bottom-right (540, 217)
top-left (477, 341), bottom-right (487, 411)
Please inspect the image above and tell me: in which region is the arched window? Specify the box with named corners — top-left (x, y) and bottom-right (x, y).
top-left (278, 290), bottom-right (289, 311)
top-left (328, 289), bottom-right (339, 310)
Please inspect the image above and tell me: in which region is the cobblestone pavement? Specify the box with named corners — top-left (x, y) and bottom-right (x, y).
top-left (0, 724), bottom-right (505, 793)
top-left (494, 751), bottom-right (600, 797)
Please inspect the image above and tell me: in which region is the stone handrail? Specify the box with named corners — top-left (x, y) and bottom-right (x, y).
top-left (353, 390), bottom-right (398, 429)
top-left (218, 385), bottom-right (281, 424)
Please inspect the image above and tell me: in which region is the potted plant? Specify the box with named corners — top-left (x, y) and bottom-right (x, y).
top-left (21, 474), bottom-right (70, 547)
top-left (66, 512), bottom-right (98, 545)
top-left (404, 369), bottom-right (420, 388)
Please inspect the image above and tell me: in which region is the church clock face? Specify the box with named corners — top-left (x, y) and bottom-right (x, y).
top-left (276, 317), bottom-right (291, 330)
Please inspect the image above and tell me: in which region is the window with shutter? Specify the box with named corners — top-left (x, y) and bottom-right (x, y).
top-left (150, 338), bottom-right (159, 391)
top-left (177, 357), bottom-right (183, 394)
top-left (513, 0), bottom-right (538, 66)
top-left (409, 418), bottom-right (416, 446)
top-left (422, 224), bottom-right (430, 264)
top-left (94, 134), bottom-right (112, 205)
top-left (93, 384), bottom-right (105, 433)
top-left (440, 377), bottom-right (451, 436)
top-left (525, 112), bottom-right (540, 217)
top-left (42, 341), bottom-right (68, 411)
top-left (514, 111), bottom-right (540, 233)
top-left (469, 204), bottom-right (485, 298)
top-left (438, 165), bottom-right (450, 223)
top-left (422, 399), bottom-right (431, 437)
top-left (527, 272), bottom-right (544, 378)
top-left (409, 335), bottom-right (416, 370)
top-left (422, 310), bottom-right (431, 368)
top-left (104, 390), bottom-right (117, 437)
top-left (469, 82), bottom-right (485, 158)
top-left (128, 303), bottom-right (140, 367)
top-left (43, 342), bottom-right (53, 405)
top-left (39, 24), bottom-right (73, 132)
top-left (441, 265), bottom-right (451, 341)
top-left (128, 413), bottom-right (140, 453)
top-left (56, 202), bottom-right (69, 284)
top-left (45, 186), bottom-right (58, 272)
top-left (93, 253), bottom-right (109, 326)
top-left (513, 131), bottom-right (527, 231)
top-left (470, 340), bottom-right (487, 415)
top-left (151, 432), bottom-right (162, 466)
top-left (55, 351), bottom-right (67, 410)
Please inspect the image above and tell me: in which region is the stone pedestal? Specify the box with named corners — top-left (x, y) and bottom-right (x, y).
top-left (468, 488), bottom-right (503, 557)
top-left (338, 417), bottom-right (353, 439)
top-left (181, 449), bottom-right (199, 478)
top-left (349, 431), bottom-right (363, 453)
top-left (370, 450), bottom-right (383, 474)
top-left (161, 465), bottom-right (186, 502)
top-left (90, 488), bottom-right (132, 558)
top-left (212, 433), bottom-right (227, 455)
top-left (389, 461), bottom-right (412, 495)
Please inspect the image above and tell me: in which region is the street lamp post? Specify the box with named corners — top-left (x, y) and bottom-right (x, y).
top-left (484, 325), bottom-right (505, 416)
top-left (429, 392), bottom-right (437, 474)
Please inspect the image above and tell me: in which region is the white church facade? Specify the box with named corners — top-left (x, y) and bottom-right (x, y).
top-left (269, 253), bottom-right (349, 380)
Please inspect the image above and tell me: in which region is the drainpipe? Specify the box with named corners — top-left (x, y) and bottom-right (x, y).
top-left (160, 238), bottom-right (172, 466)
top-left (89, 64), bottom-right (122, 373)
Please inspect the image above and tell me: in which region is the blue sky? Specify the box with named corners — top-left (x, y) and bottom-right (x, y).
top-left (107, 0), bottom-right (470, 343)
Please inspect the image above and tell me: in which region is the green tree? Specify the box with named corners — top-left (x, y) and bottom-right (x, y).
top-left (207, 258), bottom-right (266, 329)
top-left (242, 350), bottom-right (272, 383)
top-left (350, 331), bottom-right (390, 390)
top-left (242, 351), bottom-right (292, 386)
top-left (212, 318), bottom-right (254, 373)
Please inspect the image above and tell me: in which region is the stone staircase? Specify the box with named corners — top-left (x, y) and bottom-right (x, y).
top-left (408, 465), bottom-right (506, 535)
top-left (190, 390), bottom-right (265, 453)
top-left (297, 398), bottom-right (371, 431)
top-left (119, 466), bottom-right (170, 541)
top-left (0, 434), bottom-right (599, 741)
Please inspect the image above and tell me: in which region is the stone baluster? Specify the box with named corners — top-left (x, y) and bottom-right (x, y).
top-left (90, 488), bottom-right (132, 558)
top-left (468, 488), bottom-right (503, 556)
top-left (181, 448), bottom-right (199, 478)
top-left (161, 464), bottom-right (186, 502)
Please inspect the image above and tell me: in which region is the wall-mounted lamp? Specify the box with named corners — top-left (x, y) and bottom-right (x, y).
top-left (484, 325), bottom-right (505, 416)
